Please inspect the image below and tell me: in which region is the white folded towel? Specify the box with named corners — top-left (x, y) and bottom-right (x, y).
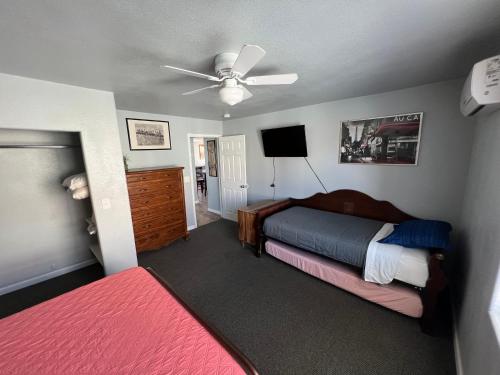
top-left (72, 186), bottom-right (90, 200)
top-left (62, 173), bottom-right (87, 191)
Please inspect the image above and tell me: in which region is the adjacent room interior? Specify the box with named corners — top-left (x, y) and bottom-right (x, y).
top-left (189, 135), bottom-right (221, 227)
top-left (0, 1), bottom-right (499, 375)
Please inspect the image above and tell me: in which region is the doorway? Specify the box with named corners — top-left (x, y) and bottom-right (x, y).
top-left (188, 134), bottom-right (221, 228)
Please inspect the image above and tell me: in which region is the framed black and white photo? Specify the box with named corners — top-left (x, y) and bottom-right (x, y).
top-left (126, 118), bottom-right (171, 150)
top-left (207, 139), bottom-right (218, 177)
top-left (339, 112), bottom-right (423, 165)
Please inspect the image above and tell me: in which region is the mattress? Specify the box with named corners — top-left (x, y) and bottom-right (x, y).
top-left (263, 206), bottom-right (384, 268)
top-left (265, 239), bottom-right (423, 318)
top-left (0, 267), bottom-right (249, 375)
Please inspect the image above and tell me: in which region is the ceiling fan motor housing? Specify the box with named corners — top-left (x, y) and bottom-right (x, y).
top-left (214, 52), bottom-right (239, 77)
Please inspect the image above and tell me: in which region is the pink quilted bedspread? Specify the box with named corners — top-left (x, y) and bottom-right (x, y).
top-left (0, 267), bottom-right (248, 375)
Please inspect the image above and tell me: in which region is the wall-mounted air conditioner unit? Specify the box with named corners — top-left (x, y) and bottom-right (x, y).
top-left (460, 55), bottom-right (500, 116)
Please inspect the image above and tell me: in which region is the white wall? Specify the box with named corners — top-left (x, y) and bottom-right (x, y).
top-left (456, 109), bottom-right (500, 375)
top-left (224, 79), bottom-right (474, 227)
top-left (0, 73), bottom-right (137, 286)
top-left (116, 110), bottom-right (222, 228)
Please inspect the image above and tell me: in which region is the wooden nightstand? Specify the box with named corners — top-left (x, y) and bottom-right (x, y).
top-left (238, 199), bottom-right (290, 248)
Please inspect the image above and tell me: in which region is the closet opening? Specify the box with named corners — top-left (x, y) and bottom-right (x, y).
top-left (0, 129), bottom-right (102, 295)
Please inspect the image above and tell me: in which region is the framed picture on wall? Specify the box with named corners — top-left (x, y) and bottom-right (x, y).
top-left (207, 140), bottom-right (218, 177)
top-left (339, 112), bottom-right (423, 165)
top-left (126, 118), bottom-right (171, 150)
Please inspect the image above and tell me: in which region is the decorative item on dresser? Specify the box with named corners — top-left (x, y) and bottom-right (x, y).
top-left (126, 166), bottom-right (189, 252)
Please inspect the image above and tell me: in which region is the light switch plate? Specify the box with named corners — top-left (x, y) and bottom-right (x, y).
top-left (101, 198), bottom-right (111, 210)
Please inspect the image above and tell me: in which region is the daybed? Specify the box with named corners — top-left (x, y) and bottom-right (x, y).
top-left (254, 189), bottom-right (447, 333)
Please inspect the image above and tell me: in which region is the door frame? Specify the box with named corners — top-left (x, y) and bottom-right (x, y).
top-left (186, 133), bottom-right (221, 230)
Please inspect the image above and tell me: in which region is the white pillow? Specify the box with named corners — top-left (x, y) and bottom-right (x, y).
top-left (72, 186), bottom-right (90, 200)
top-left (62, 173), bottom-right (87, 191)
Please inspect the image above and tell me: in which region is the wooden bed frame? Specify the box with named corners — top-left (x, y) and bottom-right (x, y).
top-left (146, 268), bottom-right (259, 375)
top-left (254, 189), bottom-right (447, 334)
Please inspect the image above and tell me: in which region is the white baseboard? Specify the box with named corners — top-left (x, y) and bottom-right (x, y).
top-left (207, 208), bottom-right (221, 215)
top-left (187, 224), bottom-right (197, 231)
top-left (0, 258), bottom-right (97, 296)
top-left (452, 305), bottom-right (464, 375)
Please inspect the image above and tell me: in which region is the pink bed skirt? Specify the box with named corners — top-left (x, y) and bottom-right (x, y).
top-left (0, 267), bottom-right (248, 374)
top-left (265, 240), bottom-right (423, 318)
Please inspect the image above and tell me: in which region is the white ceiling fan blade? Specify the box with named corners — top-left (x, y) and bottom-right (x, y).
top-left (240, 85), bottom-right (253, 101)
top-left (182, 85), bottom-right (219, 95)
top-left (231, 45), bottom-right (266, 77)
top-left (245, 73), bottom-right (298, 85)
top-left (162, 65), bottom-right (221, 82)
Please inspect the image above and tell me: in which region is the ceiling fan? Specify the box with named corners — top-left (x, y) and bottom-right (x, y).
top-left (162, 45), bottom-right (298, 106)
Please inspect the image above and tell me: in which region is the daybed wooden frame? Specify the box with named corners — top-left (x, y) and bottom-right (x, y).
top-left (253, 189), bottom-right (447, 334)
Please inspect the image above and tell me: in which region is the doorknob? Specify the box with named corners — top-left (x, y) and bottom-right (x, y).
top-left (240, 184), bottom-right (248, 189)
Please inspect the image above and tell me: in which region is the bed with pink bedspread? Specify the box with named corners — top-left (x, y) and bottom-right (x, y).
top-left (0, 267), bottom-right (257, 375)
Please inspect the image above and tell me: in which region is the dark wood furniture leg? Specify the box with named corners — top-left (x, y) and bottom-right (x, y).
top-left (420, 253), bottom-right (446, 334)
top-left (258, 228), bottom-right (266, 257)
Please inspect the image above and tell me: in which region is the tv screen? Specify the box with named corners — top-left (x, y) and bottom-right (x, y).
top-left (261, 125), bottom-right (307, 157)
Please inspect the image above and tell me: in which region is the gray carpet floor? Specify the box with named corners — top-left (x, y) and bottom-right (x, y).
top-left (0, 219), bottom-right (456, 375)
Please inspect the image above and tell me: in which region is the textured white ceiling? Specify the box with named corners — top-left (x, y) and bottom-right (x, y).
top-left (1, 0), bottom-right (499, 120)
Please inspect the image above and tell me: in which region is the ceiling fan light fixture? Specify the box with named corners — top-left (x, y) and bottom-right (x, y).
top-left (219, 86), bottom-right (243, 106)
top-left (164, 44), bottom-right (298, 106)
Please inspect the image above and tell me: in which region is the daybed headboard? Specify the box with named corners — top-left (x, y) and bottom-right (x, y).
top-left (290, 189), bottom-right (415, 224)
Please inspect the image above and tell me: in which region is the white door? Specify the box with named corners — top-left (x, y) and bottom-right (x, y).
top-left (219, 135), bottom-right (247, 221)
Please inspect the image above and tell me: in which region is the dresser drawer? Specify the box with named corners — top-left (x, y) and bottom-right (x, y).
top-left (134, 223), bottom-right (187, 252)
top-left (131, 203), bottom-right (184, 221)
top-left (132, 212), bottom-right (185, 235)
top-left (126, 169), bottom-right (180, 184)
top-left (129, 192), bottom-right (183, 209)
top-left (127, 179), bottom-right (181, 197)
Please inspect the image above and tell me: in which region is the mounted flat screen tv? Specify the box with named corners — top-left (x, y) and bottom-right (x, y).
top-left (261, 125), bottom-right (308, 157)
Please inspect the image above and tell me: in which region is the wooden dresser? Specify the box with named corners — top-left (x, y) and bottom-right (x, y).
top-left (126, 167), bottom-right (189, 252)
